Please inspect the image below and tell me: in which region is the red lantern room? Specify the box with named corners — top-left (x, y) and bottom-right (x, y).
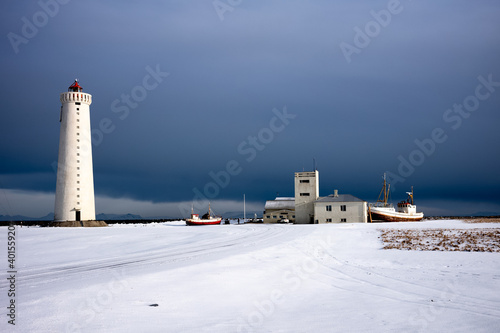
top-left (68, 79), bottom-right (83, 92)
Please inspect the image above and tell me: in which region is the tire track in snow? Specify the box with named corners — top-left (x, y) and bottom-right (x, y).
top-left (1, 224), bottom-right (305, 289)
top-left (290, 232), bottom-right (500, 320)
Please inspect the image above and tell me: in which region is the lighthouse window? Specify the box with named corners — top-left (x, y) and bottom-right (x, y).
top-left (77, 133), bottom-right (79, 136)
top-left (77, 202), bottom-right (80, 205)
top-left (76, 108), bottom-right (79, 110)
top-left (75, 102), bottom-right (81, 105)
top-left (77, 119), bottom-right (80, 122)
top-left (77, 181), bottom-right (80, 184)
top-left (300, 180), bottom-right (309, 183)
top-left (300, 193), bottom-right (310, 196)
top-left (77, 126), bottom-right (80, 129)
top-left (77, 153), bottom-right (80, 156)
top-left (77, 167), bottom-right (80, 170)
top-left (77, 174), bottom-right (80, 177)
top-left (77, 188), bottom-right (80, 191)
top-left (77, 112), bottom-right (80, 115)
top-left (77, 195), bottom-right (80, 198)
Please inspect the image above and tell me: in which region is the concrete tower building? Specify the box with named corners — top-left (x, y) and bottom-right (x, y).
top-left (54, 80), bottom-right (95, 222)
top-left (294, 170), bottom-right (319, 224)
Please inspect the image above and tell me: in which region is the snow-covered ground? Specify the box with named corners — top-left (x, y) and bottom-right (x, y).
top-left (1, 220), bottom-right (500, 332)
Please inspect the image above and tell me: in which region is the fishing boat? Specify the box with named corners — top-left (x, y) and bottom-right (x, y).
top-left (368, 174), bottom-right (424, 222)
top-left (185, 203), bottom-right (222, 226)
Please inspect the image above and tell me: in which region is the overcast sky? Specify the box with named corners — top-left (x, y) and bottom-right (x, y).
top-left (1, 0), bottom-right (500, 218)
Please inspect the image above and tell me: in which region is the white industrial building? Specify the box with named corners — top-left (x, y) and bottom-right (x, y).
top-left (54, 80), bottom-right (96, 222)
top-left (263, 197), bottom-right (295, 223)
top-left (264, 170), bottom-right (367, 224)
top-left (314, 190), bottom-right (367, 223)
top-left (294, 170), bottom-right (319, 224)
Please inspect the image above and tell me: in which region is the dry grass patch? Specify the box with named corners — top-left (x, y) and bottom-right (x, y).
top-left (464, 217), bottom-right (500, 223)
top-left (380, 228), bottom-right (500, 252)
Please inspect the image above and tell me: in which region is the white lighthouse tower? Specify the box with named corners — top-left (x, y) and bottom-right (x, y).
top-left (54, 80), bottom-right (96, 222)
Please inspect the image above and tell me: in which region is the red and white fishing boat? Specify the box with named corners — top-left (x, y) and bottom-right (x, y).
top-left (368, 174), bottom-right (424, 222)
top-left (185, 203), bottom-right (222, 226)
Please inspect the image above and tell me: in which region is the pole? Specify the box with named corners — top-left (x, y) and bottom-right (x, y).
top-left (243, 194), bottom-right (246, 221)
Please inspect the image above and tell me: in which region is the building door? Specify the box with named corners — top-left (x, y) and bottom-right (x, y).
top-left (76, 210), bottom-right (81, 221)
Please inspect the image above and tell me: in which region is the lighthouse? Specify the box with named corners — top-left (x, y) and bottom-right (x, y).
top-left (54, 80), bottom-right (96, 222)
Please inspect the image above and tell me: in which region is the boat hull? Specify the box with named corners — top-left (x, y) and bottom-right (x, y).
top-left (185, 218), bottom-right (222, 226)
top-left (369, 208), bottom-right (424, 222)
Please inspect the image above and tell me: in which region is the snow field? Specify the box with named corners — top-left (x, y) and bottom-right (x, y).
top-left (1, 220), bottom-right (499, 332)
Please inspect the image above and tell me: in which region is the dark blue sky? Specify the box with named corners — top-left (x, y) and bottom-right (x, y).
top-left (1, 0), bottom-right (500, 218)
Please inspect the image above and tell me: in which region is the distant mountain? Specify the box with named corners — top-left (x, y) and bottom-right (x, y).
top-left (0, 212), bottom-right (143, 221)
top-left (96, 213), bottom-right (143, 220)
top-left (469, 211), bottom-right (500, 217)
top-left (0, 213), bottom-right (53, 221)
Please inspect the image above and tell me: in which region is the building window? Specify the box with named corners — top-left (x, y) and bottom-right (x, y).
top-left (266, 216), bottom-right (270, 219)
top-left (341, 205), bottom-right (346, 211)
top-left (292, 215), bottom-right (295, 218)
top-left (300, 193), bottom-right (310, 196)
top-left (273, 215), bottom-right (277, 219)
top-left (279, 215), bottom-right (283, 218)
top-left (326, 205), bottom-right (332, 211)
top-left (341, 218), bottom-right (347, 222)
top-left (300, 180), bottom-right (309, 183)
top-left (326, 218), bottom-right (332, 222)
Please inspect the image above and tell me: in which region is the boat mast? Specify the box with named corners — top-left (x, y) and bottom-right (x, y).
top-left (383, 173), bottom-right (387, 204)
top-left (243, 193), bottom-right (246, 221)
top-left (385, 181), bottom-right (390, 205)
top-left (376, 173), bottom-right (391, 206)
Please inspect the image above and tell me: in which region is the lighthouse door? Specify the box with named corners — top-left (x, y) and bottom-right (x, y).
top-left (76, 210), bottom-right (81, 221)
